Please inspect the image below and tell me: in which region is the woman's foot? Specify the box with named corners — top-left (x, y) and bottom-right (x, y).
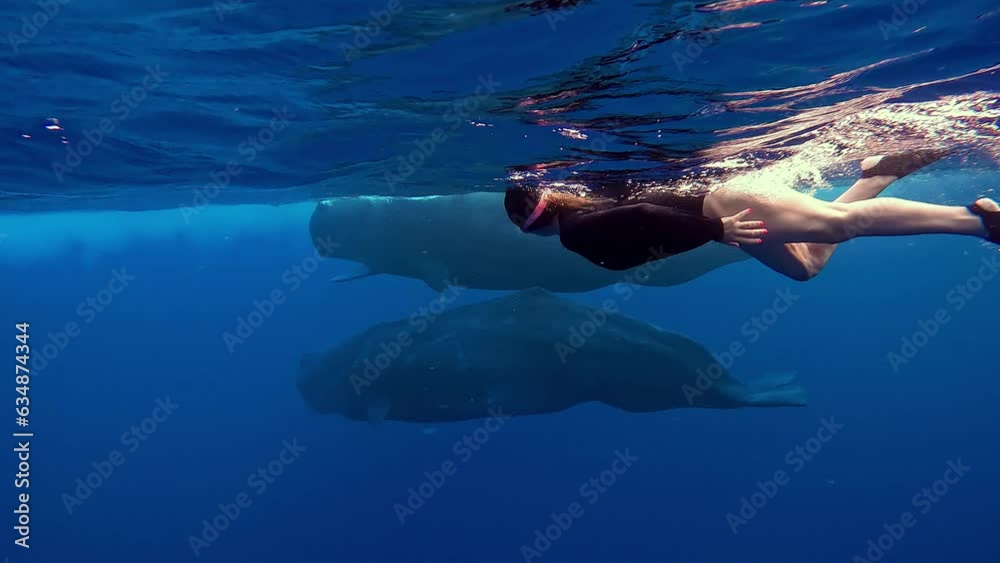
top-left (861, 148), bottom-right (949, 179)
top-left (968, 198), bottom-right (1000, 243)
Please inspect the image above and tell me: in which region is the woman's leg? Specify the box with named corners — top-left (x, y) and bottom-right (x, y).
top-left (836, 155), bottom-right (919, 202)
top-left (769, 197), bottom-right (989, 243)
top-left (704, 187), bottom-right (845, 281)
top-left (710, 190), bottom-right (993, 280)
top-left (704, 151), bottom-right (951, 281)
top-left (785, 156), bottom-right (911, 273)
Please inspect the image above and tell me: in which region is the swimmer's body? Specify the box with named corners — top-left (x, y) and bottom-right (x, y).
top-left (505, 150), bottom-right (1000, 281)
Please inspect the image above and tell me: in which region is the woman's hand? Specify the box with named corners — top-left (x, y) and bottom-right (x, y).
top-left (721, 208), bottom-right (767, 247)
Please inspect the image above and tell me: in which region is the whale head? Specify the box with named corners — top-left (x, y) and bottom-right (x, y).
top-left (308, 198), bottom-right (380, 262)
top-left (296, 346), bottom-right (364, 420)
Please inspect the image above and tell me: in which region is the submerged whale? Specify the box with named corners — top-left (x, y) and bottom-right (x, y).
top-left (296, 289), bottom-right (807, 425)
top-left (308, 193), bottom-right (748, 292)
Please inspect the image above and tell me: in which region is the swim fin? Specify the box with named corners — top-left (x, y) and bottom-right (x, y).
top-left (860, 149), bottom-right (948, 179)
top-left (968, 199), bottom-right (1000, 244)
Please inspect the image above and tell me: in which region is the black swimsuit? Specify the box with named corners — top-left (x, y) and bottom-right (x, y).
top-left (557, 190), bottom-right (724, 271)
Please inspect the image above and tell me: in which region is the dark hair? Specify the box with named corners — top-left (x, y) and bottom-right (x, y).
top-left (504, 186), bottom-right (557, 231)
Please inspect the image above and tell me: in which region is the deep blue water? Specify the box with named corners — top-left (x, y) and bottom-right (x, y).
top-left (2, 0), bottom-right (1000, 562)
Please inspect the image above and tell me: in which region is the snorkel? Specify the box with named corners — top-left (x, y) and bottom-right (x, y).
top-left (520, 190), bottom-right (550, 232)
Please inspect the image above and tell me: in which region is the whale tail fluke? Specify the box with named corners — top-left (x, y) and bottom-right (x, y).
top-left (743, 372), bottom-right (808, 407)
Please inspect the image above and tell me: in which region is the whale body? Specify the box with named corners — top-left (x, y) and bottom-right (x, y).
top-left (308, 193), bottom-right (748, 292)
top-left (296, 289), bottom-right (807, 425)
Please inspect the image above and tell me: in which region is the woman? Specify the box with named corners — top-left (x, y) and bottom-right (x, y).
top-left (504, 150), bottom-right (1000, 281)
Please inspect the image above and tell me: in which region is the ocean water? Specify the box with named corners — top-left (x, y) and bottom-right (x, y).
top-left (2, 1), bottom-right (1000, 562)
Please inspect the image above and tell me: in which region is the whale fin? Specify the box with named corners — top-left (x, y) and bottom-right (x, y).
top-left (330, 267), bottom-right (374, 283)
top-left (413, 259), bottom-right (451, 291)
top-left (517, 287), bottom-right (560, 300)
top-left (743, 372), bottom-right (808, 407)
top-left (500, 287), bottom-right (564, 308)
top-left (368, 399), bottom-right (391, 428)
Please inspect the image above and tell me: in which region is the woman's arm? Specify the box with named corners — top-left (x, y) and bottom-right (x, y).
top-left (558, 203), bottom-right (726, 271)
